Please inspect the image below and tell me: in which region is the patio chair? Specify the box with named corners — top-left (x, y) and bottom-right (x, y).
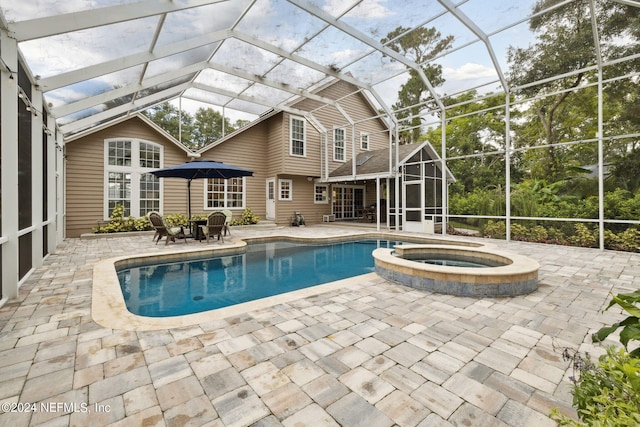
top-left (148, 211), bottom-right (162, 242)
top-left (148, 212), bottom-right (187, 245)
top-left (200, 211), bottom-right (226, 244)
top-left (222, 209), bottom-right (233, 236)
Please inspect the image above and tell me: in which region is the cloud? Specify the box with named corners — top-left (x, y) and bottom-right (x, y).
top-left (323, 0), bottom-right (393, 19)
top-left (1, 0), bottom-right (99, 21)
top-left (332, 48), bottom-right (365, 62)
top-left (442, 63), bottom-right (497, 80)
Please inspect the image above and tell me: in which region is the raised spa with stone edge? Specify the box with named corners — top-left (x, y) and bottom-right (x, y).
top-left (373, 244), bottom-right (539, 297)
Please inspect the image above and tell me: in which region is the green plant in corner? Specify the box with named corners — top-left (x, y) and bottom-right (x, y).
top-left (593, 290), bottom-right (640, 357)
top-left (550, 346), bottom-right (640, 427)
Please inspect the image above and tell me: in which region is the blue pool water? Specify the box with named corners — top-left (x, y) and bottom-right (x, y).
top-left (118, 240), bottom-right (401, 317)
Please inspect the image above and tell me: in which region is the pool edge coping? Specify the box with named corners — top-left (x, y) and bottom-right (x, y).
top-left (92, 232), bottom-right (492, 331)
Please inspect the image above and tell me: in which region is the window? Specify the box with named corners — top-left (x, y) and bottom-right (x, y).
top-left (290, 116), bottom-right (306, 157)
top-left (108, 140), bottom-right (132, 166)
top-left (279, 179), bottom-right (293, 201)
top-left (206, 177), bottom-right (245, 209)
top-left (315, 184), bottom-right (328, 204)
top-left (139, 142), bottom-right (161, 168)
top-left (105, 139), bottom-right (161, 218)
top-left (360, 132), bottom-right (369, 150)
top-left (333, 128), bottom-right (345, 161)
top-left (140, 173), bottom-right (160, 214)
top-left (108, 172), bottom-right (131, 216)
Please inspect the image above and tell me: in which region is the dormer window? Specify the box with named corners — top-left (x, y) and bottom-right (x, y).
top-left (360, 132), bottom-right (369, 150)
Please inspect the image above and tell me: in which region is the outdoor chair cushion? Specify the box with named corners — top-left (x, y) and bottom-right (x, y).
top-left (148, 212), bottom-right (187, 245)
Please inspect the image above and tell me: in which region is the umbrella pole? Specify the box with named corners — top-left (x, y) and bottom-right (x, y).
top-left (188, 179), bottom-right (192, 235)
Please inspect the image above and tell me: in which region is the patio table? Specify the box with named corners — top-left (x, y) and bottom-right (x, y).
top-left (189, 219), bottom-right (207, 240)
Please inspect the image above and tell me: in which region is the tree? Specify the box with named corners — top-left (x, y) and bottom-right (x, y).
top-left (143, 103), bottom-right (242, 150)
top-left (423, 91), bottom-right (515, 193)
top-left (508, 0), bottom-right (640, 182)
top-left (382, 26), bottom-right (453, 143)
top-left (143, 103), bottom-right (193, 146)
top-left (191, 108), bottom-right (236, 149)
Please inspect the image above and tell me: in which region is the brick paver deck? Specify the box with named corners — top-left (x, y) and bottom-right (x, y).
top-left (1, 225), bottom-right (636, 426)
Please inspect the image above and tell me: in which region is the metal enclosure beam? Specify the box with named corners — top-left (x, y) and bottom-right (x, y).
top-left (38, 29), bottom-right (230, 91)
top-left (437, 0), bottom-right (508, 91)
top-left (9, 0), bottom-right (229, 41)
top-left (287, 0), bottom-right (444, 111)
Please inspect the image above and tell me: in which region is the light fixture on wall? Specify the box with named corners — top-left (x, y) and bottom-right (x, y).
top-left (0, 57), bottom-right (15, 79)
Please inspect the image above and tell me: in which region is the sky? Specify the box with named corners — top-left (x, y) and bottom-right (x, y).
top-left (0, 0), bottom-right (542, 128)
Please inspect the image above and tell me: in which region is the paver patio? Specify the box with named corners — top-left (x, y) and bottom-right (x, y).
top-left (0, 225), bottom-right (636, 426)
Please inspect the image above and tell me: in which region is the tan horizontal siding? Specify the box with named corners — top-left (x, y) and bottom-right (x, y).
top-left (274, 175), bottom-right (331, 226)
top-left (200, 120), bottom-right (270, 221)
top-left (65, 116), bottom-right (193, 237)
top-left (289, 80), bottom-right (390, 177)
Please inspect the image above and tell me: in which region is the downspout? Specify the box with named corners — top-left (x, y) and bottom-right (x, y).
top-left (179, 96), bottom-right (182, 145)
top-left (352, 123), bottom-right (356, 180)
top-left (324, 132), bottom-right (329, 181)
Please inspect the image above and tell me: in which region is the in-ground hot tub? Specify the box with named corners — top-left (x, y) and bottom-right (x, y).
top-left (373, 244), bottom-right (539, 297)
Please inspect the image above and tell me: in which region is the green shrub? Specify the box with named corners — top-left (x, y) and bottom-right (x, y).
top-left (190, 213), bottom-right (208, 221)
top-left (546, 226), bottom-right (566, 243)
top-left (482, 220), bottom-right (506, 239)
top-left (568, 223), bottom-right (597, 248)
top-left (133, 216), bottom-right (152, 231)
top-left (230, 208), bottom-right (260, 226)
top-left (605, 228), bottom-right (640, 252)
top-left (163, 213), bottom-right (188, 227)
top-left (552, 291), bottom-right (640, 426)
top-left (93, 205), bottom-right (154, 233)
top-left (550, 347), bottom-right (640, 427)
top-left (510, 223), bottom-right (529, 240)
top-left (529, 225), bottom-right (548, 241)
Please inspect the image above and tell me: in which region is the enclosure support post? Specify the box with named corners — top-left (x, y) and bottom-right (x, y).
top-left (376, 176), bottom-right (381, 231)
top-left (591, 0), bottom-right (605, 250)
top-left (441, 110), bottom-right (447, 235)
top-left (505, 92), bottom-right (511, 242)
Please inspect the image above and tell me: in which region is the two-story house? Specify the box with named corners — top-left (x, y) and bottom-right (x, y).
top-left (64, 78), bottom-right (453, 237)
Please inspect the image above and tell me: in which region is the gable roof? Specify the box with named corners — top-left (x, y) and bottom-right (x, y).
top-left (197, 78), bottom-right (384, 154)
top-left (329, 140), bottom-right (455, 182)
top-left (65, 113), bottom-right (196, 157)
top-left (197, 109), bottom-right (280, 154)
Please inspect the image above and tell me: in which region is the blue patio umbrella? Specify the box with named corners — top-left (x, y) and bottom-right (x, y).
top-left (150, 159), bottom-right (253, 229)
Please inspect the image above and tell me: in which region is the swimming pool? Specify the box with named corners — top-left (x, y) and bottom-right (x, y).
top-left (117, 239), bottom-right (401, 317)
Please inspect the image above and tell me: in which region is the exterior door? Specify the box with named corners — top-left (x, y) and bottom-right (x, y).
top-left (266, 179), bottom-right (276, 220)
top-left (403, 180), bottom-right (423, 232)
top-left (332, 185), bottom-right (365, 219)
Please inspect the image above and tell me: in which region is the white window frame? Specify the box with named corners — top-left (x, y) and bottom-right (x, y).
top-left (333, 127), bottom-right (345, 162)
top-left (279, 179), bottom-right (293, 201)
top-left (314, 184), bottom-right (329, 204)
top-left (360, 132), bottom-right (369, 150)
top-left (290, 116), bottom-right (306, 157)
top-left (205, 177), bottom-right (246, 210)
top-left (104, 138), bottom-right (163, 219)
